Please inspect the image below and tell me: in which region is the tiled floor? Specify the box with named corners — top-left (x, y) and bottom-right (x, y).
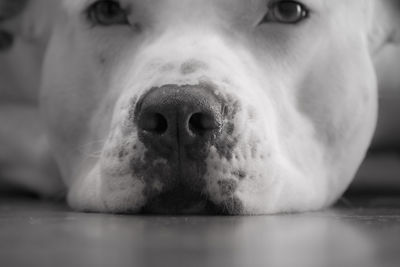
top-left (1, 195), bottom-right (400, 267)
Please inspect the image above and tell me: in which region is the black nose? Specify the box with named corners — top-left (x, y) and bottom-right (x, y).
top-left (135, 84), bottom-right (223, 156)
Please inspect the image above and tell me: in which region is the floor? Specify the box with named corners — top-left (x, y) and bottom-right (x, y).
top-left (1, 195), bottom-right (400, 267)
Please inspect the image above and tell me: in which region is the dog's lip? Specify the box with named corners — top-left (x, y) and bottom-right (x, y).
top-left (140, 188), bottom-right (210, 215)
top-left (140, 197), bottom-right (242, 215)
top-left (139, 188), bottom-right (241, 215)
top-left (141, 200), bottom-right (211, 215)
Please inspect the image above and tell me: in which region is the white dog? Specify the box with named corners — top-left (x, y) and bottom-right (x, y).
top-left (0, 0), bottom-right (399, 214)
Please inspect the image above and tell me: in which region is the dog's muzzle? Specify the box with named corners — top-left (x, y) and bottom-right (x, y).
top-left (132, 84), bottom-right (232, 213)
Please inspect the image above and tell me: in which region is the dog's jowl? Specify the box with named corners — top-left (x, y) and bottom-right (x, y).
top-left (0, 0), bottom-right (400, 214)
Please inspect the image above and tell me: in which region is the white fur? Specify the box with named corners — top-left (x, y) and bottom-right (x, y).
top-left (1, 0), bottom-right (399, 214)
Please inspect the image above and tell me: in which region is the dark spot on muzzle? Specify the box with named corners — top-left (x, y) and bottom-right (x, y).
top-left (180, 59), bottom-right (208, 75)
top-left (215, 98), bottom-right (241, 161)
top-left (220, 197), bottom-right (244, 215)
top-left (218, 179), bottom-right (238, 197)
top-left (206, 197), bottom-right (244, 215)
top-left (232, 170), bottom-right (247, 180)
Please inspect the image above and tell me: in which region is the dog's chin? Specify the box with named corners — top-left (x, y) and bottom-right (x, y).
top-left (139, 188), bottom-right (242, 215)
top-left (141, 199), bottom-right (211, 215)
top-left (139, 188), bottom-right (208, 214)
top-left (141, 201), bottom-right (240, 215)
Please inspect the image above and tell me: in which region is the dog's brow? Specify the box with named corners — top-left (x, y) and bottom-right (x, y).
top-left (61, 0), bottom-right (93, 12)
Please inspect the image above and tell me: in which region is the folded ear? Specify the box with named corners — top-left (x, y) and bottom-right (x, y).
top-left (368, 0), bottom-right (400, 53)
top-left (0, 0), bottom-right (59, 48)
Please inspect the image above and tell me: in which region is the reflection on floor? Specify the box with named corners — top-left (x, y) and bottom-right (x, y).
top-left (0, 195), bottom-right (400, 267)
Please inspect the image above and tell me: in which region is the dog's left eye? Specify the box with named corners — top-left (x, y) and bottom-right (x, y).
top-left (87, 0), bottom-right (129, 26)
top-left (261, 1), bottom-right (309, 24)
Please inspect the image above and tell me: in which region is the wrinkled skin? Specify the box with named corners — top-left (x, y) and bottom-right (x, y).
top-left (1, 0), bottom-right (399, 214)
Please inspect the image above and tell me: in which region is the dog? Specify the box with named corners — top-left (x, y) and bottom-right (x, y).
top-left (0, 0), bottom-right (399, 214)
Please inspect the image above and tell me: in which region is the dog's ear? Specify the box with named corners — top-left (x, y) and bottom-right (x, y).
top-left (0, 0), bottom-right (28, 50)
top-left (0, 0), bottom-right (59, 50)
top-left (368, 0), bottom-right (400, 53)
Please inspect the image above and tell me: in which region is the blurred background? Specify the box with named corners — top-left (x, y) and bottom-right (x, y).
top-left (1, 1), bottom-right (400, 267)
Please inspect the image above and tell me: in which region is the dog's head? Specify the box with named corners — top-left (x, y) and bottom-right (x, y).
top-left (10, 0), bottom-right (400, 214)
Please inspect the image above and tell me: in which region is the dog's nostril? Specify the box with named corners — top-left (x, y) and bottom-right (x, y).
top-left (140, 113), bottom-right (168, 134)
top-left (189, 113), bottom-right (219, 135)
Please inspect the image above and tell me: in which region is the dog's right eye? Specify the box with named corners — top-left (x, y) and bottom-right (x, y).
top-left (260, 1), bottom-right (309, 24)
top-left (87, 0), bottom-right (129, 26)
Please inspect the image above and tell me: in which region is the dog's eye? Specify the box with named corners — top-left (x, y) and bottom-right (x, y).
top-left (87, 0), bottom-right (128, 26)
top-left (261, 1), bottom-right (309, 24)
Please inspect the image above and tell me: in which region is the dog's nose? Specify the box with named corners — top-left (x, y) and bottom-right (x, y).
top-left (136, 84), bottom-right (223, 156)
